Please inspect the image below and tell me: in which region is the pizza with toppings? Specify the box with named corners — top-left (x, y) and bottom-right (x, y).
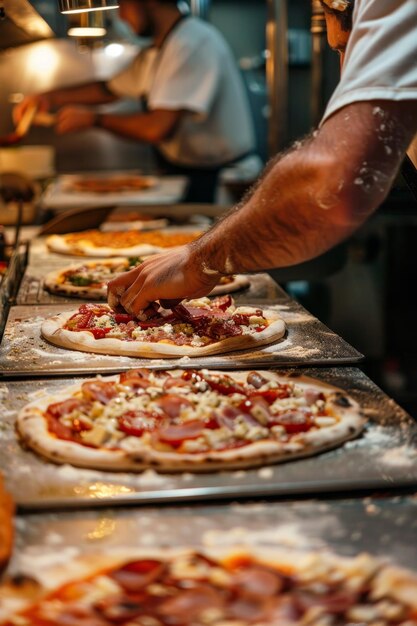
top-left (41, 296), bottom-right (285, 358)
top-left (43, 258), bottom-right (250, 301)
top-left (17, 368), bottom-right (364, 471)
top-left (64, 174), bottom-right (158, 193)
top-left (1, 546), bottom-right (416, 625)
top-left (46, 229), bottom-right (203, 257)
top-left (0, 474), bottom-right (13, 575)
top-left (106, 210), bottom-right (165, 223)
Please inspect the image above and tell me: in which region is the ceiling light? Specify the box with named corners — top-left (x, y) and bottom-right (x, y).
top-left (67, 10), bottom-right (106, 37)
top-left (59, 0), bottom-right (118, 15)
top-left (68, 26), bottom-right (106, 36)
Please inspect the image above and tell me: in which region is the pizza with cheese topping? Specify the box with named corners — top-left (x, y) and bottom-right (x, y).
top-left (2, 544), bottom-right (416, 625)
top-left (43, 258), bottom-right (251, 301)
top-left (17, 368), bottom-right (364, 472)
top-left (46, 229), bottom-right (203, 257)
top-left (41, 296), bottom-right (285, 358)
top-left (64, 174), bottom-right (158, 193)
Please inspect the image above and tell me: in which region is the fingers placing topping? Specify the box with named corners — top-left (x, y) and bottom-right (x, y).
top-left (107, 285), bottom-right (124, 311)
top-left (160, 298), bottom-right (182, 310)
top-left (107, 266), bottom-right (143, 310)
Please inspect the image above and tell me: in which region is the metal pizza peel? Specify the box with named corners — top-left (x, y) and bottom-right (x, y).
top-left (39, 205), bottom-right (117, 235)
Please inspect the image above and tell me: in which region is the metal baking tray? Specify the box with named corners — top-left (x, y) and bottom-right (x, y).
top-left (16, 272), bottom-right (287, 306)
top-left (0, 242), bottom-right (28, 306)
top-left (0, 300), bottom-right (363, 377)
top-left (5, 498), bottom-right (417, 579)
top-left (0, 367), bottom-right (415, 510)
top-left (0, 243), bottom-right (29, 341)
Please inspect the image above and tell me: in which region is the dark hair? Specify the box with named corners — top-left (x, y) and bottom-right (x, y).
top-left (320, 1), bottom-right (354, 31)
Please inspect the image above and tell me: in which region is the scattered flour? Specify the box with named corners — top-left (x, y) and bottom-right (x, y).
top-left (380, 445), bottom-right (417, 468)
top-left (138, 469), bottom-right (169, 488)
top-left (203, 523), bottom-right (326, 550)
top-left (344, 425), bottom-right (394, 450)
top-left (258, 467), bottom-right (274, 479)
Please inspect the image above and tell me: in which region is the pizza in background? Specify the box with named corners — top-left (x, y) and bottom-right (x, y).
top-left (106, 211), bottom-right (163, 223)
top-left (41, 297), bottom-right (285, 358)
top-left (64, 175), bottom-right (158, 194)
top-left (44, 258), bottom-right (250, 300)
top-left (44, 257), bottom-right (146, 300)
top-left (1, 546), bottom-right (416, 625)
top-left (46, 229), bottom-right (203, 257)
top-left (17, 368), bottom-right (364, 472)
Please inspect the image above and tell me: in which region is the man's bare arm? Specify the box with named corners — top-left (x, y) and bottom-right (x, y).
top-left (13, 82), bottom-right (118, 125)
top-left (108, 99), bottom-right (417, 315)
top-left (195, 99), bottom-right (417, 273)
top-left (56, 107), bottom-right (183, 143)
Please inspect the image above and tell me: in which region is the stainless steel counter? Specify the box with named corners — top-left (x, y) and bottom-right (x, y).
top-left (5, 497), bottom-right (417, 577)
top-left (1, 367), bottom-right (415, 510)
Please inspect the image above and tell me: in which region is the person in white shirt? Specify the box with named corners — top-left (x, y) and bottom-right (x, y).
top-left (14, 0), bottom-right (256, 202)
top-left (107, 0), bottom-right (417, 316)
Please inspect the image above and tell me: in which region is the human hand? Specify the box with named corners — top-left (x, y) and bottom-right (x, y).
top-left (55, 106), bottom-right (96, 135)
top-left (107, 245), bottom-right (220, 316)
top-left (13, 94), bottom-right (50, 126)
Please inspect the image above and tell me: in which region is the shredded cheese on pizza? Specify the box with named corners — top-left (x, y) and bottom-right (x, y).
top-left (42, 369), bottom-right (344, 454)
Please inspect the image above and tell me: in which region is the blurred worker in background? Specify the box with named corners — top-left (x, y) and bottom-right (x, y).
top-left (14, 0), bottom-right (256, 203)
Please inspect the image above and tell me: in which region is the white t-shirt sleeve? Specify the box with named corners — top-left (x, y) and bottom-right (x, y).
top-left (147, 34), bottom-right (221, 115)
top-left (107, 51), bottom-right (154, 99)
top-left (322, 0), bottom-right (417, 123)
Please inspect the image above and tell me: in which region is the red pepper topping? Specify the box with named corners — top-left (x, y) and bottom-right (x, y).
top-left (204, 415), bottom-right (221, 430)
top-left (89, 327), bottom-right (112, 339)
top-left (114, 313), bottom-right (136, 324)
top-left (204, 374), bottom-right (247, 396)
top-left (248, 387), bottom-right (291, 404)
top-left (118, 410), bottom-right (161, 437)
top-left (182, 370), bottom-right (203, 383)
top-left (271, 410), bottom-right (314, 434)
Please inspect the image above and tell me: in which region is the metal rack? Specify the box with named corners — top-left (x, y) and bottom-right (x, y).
top-left (0, 240), bottom-right (28, 342)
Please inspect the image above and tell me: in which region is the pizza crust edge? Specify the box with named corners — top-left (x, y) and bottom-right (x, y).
top-left (40, 309), bottom-right (286, 358)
